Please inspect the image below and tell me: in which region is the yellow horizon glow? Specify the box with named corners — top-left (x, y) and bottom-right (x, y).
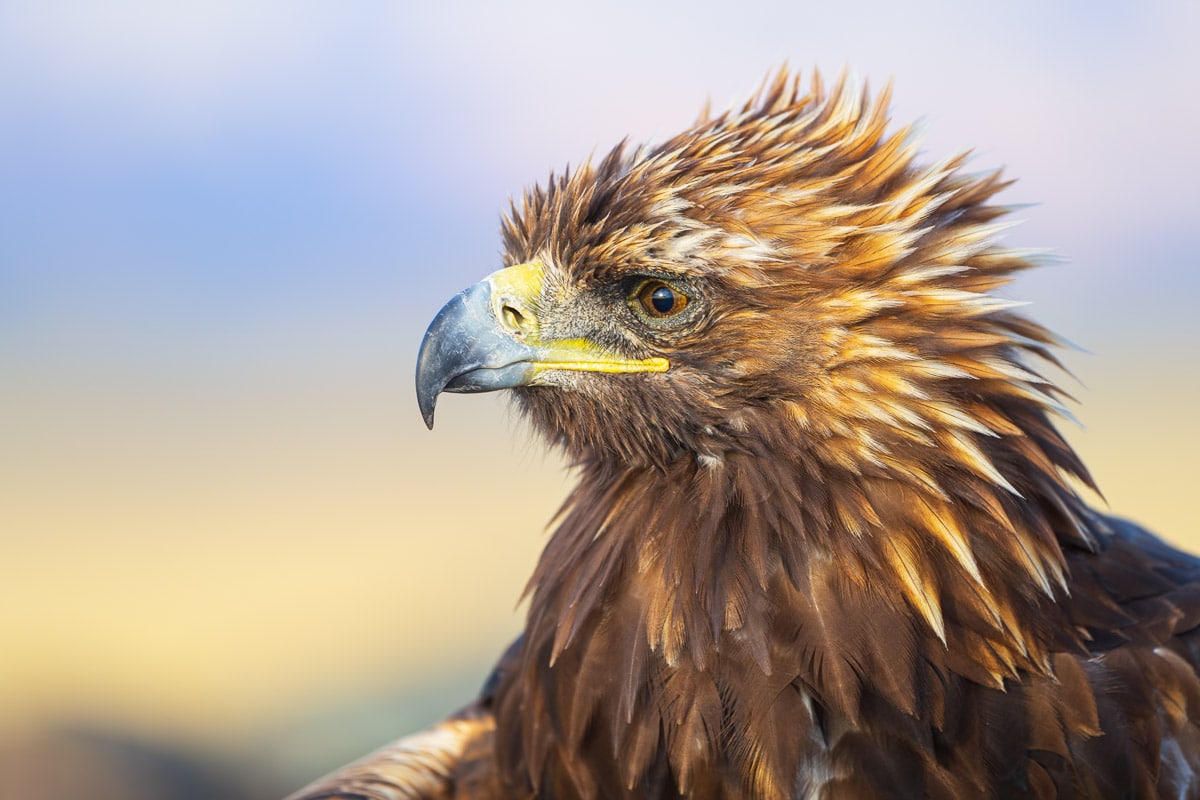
top-left (1, 354), bottom-right (1196, 745)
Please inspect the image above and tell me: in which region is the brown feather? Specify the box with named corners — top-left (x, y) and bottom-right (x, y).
top-left (289, 69), bottom-right (1200, 799)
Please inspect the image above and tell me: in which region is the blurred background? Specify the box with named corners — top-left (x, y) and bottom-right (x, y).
top-left (1, 1), bottom-right (1197, 797)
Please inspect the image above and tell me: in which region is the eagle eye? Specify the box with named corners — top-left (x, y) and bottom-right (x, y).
top-left (634, 280), bottom-right (689, 318)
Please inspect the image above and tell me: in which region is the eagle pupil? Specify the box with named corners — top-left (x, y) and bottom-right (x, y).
top-left (633, 280), bottom-right (688, 318)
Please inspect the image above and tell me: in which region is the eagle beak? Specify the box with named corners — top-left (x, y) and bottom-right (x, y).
top-left (415, 261), bottom-right (669, 428)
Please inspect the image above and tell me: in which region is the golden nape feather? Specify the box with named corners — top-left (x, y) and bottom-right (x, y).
top-left (289, 70), bottom-right (1200, 800)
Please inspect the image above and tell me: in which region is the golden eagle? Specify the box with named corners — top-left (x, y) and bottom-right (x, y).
top-left (289, 71), bottom-right (1200, 799)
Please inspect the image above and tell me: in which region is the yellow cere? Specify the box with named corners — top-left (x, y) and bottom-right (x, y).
top-left (487, 260), bottom-right (546, 334)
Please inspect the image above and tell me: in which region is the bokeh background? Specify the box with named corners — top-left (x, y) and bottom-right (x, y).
top-left (1, 2), bottom-right (1197, 796)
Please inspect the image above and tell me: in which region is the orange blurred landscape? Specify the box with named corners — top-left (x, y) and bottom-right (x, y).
top-left (1, 3), bottom-right (1197, 797)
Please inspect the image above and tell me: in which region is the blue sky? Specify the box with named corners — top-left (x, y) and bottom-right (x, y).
top-left (2, 1), bottom-right (1197, 366)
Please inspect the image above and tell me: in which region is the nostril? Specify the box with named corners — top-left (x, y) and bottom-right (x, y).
top-left (501, 302), bottom-right (528, 335)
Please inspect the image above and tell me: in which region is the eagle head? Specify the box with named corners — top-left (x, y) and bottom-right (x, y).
top-left (416, 69), bottom-right (1084, 510)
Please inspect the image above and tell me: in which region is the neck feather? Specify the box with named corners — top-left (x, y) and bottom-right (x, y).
top-left (498, 412), bottom-right (1099, 797)
top-left (526, 420), bottom-right (1096, 709)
